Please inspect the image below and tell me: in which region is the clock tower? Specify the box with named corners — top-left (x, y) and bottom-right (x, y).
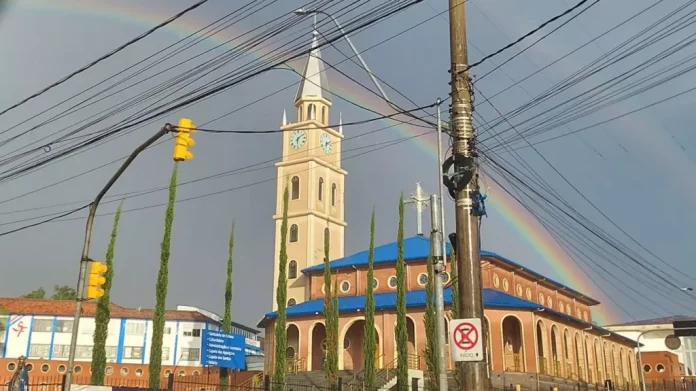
top-left (271, 30), bottom-right (347, 310)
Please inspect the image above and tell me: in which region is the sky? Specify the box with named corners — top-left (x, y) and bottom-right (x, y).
top-left (0, 0), bottom-right (694, 330)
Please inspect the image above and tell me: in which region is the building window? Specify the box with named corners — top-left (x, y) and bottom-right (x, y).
top-left (135, 368), bottom-right (143, 377)
top-left (57, 365), bottom-right (66, 374)
top-left (41, 364), bottom-right (49, 373)
top-left (331, 184), bottom-right (337, 206)
top-left (291, 176), bottom-right (300, 200)
top-left (657, 364), bottom-right (665, 373)
top-left (290, 224), bottom-right (299, 243)
top-left (308, 104), bottom-right (316, 120)
top-left (55, 320), bottom-right (73, 333)
top-left (388, 276), bottom-right (398, 289)
top-left (516, 284), bottom-right (522, 296)
top-left (418, 273), bottom-right (428, 286)
top-left (643, 364), bottom-right (652, 373)
top-left (288, 298), bottom-right (296, 307)
top-left (441, 272), bottom-right (451, 283)
top-left (183, 328), bottom-right (201, 337)
top-left (180, 348), bottom-right (200, 361)
top-left (122, 346), bottom-right (143, 360)
top-left (340, 281), bottom-right (351, 293)
top-left (28, 344), bottom-right (50, 358)
top-left (502, 278), bottom-right (509, 292)
top-left (538, 293), bottom-right (545, 305)
top-left (32, 319), bottom-right (53, 332)
top-left (162, 347), bottom-right (171, 361)
top-left (322, 107), bottom-right (327, 124)
top-left (318, 178), bottom-right (324, 201)
top-left (105, 367), bottom-right (113, 376)
top-left (125, 322), bottom-right (145, 335)
top-left (288, 260), bottom-right (298, 279)
top-left (547, 297), bottom-right (553, 309)
top-left (525, 288), bottom-right (532, 300)
top-left (492, 274), bottom-right (499, 288)
top-left (164, 326), bottom-right (172, 335)
top-left (120, 368), bottom-right (129, 376)
top-left (372, 278), bottom-right (379, 289)
top-left (73, 366), bottom-right (81, 374)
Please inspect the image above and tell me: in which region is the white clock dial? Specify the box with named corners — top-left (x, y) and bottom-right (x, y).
top-left (320, 133), bottom-right (332, 153)
top-left (289, 130), bottom-right (307, 149)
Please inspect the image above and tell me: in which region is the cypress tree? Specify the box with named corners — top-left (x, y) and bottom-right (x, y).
top-left (394, 195), bottom-right (409, 389)
top-left (272, 187), bottom-right (290, 391)
top-left (363, 209), bottom-right (377, 389)
top-left (220, 222), bottom-right (235, 391)
top-left (91, 201), bottom-right (123, 385)
top-left (323, 225), bottom-right (339, 390)
top-left (149, 164), bottom-right (178, 388)
top-left (423, 251), bottom-right (438, 391)
top-left (450, 245), bottom-right (461, 387)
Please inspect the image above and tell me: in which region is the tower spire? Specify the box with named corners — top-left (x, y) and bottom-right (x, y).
top-left (294, 30), bottom-right (331, 103)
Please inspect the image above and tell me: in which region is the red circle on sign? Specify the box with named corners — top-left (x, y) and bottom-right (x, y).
top-left (453, 322), bottom-right (479, 351)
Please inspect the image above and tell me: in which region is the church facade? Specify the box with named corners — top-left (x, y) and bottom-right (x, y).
top-left (260, 29), bottom-right (640, 389)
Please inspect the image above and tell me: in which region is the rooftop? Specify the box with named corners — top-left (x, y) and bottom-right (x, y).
top-left (257, 287), bottom-right (634, 345)
top-left (0, 298), bottom-right (217, 323)
top-left (303, 236), bottom-right (600, 305)
top-left (605, 315), bottom-right (696, 328)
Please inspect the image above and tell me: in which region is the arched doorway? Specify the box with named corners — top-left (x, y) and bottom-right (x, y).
top-left (593, 339), bottom-right (603, 382)
top-left (584, 336), bottom-right (594, 383)
top-left (287, 324), bottom-right (301, 371)
top-left (550, 326), bottom-right (561, 377)
top-left (564, 330), bottom-right (574, 379)
top-left (502, 316), bottom-right (524, 372)
top-left (536, 320), bottom-right (548, 374)
top-left (574, 333), bottom-right (585, 381)
top-left (311, 323), bottom-right (327, 371)
top-left (343, 319), bottom-right (380, 370)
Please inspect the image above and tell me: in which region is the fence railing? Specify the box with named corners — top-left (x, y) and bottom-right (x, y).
top-left (504, 354), bottom-right (523, 372)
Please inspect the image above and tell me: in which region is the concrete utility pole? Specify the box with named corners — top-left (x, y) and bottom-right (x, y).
top-left (448, 0), bottom-right (491, 388)
top-left (430, 194), bottom-right (449, 391)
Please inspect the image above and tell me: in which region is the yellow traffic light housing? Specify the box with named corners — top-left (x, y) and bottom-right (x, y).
top-left (173, 118), bottom-right (196, 161)
top-left (86, 261), bottom-right (108, 300)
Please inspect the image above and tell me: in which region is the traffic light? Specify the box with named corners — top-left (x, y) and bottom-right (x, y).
top-left (86, 261), bottom-right (108, 300)
top-left (173, 118), bottom-right (196, 161)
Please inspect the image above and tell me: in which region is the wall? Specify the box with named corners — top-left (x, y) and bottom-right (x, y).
top-left (641, 351), bottom-right (682, 380)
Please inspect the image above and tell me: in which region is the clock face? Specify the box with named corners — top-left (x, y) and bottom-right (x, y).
top-left (320, 133), bottom-right (332, 153)
top-left (289, 130), bottom-right (307, 149)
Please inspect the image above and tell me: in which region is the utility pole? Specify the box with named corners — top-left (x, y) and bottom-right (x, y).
top-left (448, 0), bottom-right (491, 388)
top-left (404, 182), bottom-right (429, 236)
top-left (430, 194), bottom-right (449, 391)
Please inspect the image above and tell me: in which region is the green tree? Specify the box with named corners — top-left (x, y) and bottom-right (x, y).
top-left (323, 224), bottom-right (338, 390)
top-left (91, 202), bottom-right (123, 385)
top-left (394, 195), bottom-right (409, 389)
top-left (149, 164), bottom-right (178, 388)
top-left (21, 287), bottom-right (46, 299)
top-left (220, 222), bottom-right (235, 391)
top-left (51, 285), bottom-right (77, 300)
top-left (0, 304), bottom-right (7, 333)
top-left (272, 187), bottom-right (290, 391)
top-left (362, 209), bottom-right (377, 389)
top-left (423, 251), bottom-right (438, 391)
top-left (449, 244), bottom-right (461, 387)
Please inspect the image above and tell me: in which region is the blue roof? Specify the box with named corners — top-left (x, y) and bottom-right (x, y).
top-left (302, 236), bottom-right (598, 305)
top-left (258, 288), bottom-right (634, 345)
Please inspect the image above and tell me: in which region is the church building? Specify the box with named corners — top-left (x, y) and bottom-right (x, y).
top-left (259, 29), bottom-right (641, 389)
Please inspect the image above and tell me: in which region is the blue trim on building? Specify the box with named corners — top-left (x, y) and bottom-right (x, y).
top-left (48, 316), bottom-right (57, 359)
top-left (24, 316), bottom-right (35, 357)
top-left (172, 321), bottom-right (180, 366)
top-left (141, 321), bottom-right (148, 364)
top-left (116, 319), bottom-right (127, 363)
top-left (1, 314), bottom-right (11, 358)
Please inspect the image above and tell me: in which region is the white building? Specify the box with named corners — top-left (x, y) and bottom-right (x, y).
top-left (0, 298), bottom-right (263, 370)
top-left (605, 315), bottom-right (696, 376)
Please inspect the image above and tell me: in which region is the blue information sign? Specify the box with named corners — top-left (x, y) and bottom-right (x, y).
top-left (201, 329), bottom-right (246, 369)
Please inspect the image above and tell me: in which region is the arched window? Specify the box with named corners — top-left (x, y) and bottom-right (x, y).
top-left (307, 104), bottom-right (316, 120)
top-left (324, 227), bottom-right (330, 245)
top-left (288, 260), bottom-right (297, 279)
top-left (287, 298), bottom-right (296, 307)
top-left (322, 107), bottom-right (327, 124)
top-left (318, 178), bottom-right (324, 201)
top-left (331, 183), bottom-right (337, 206)
top-left (291, 176), bottom-right (300, 200)
top-left (290, 224), bottom-right (299, 242)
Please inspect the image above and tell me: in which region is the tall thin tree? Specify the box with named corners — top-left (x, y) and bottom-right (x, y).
top-left (423, 251), bottom-right (438, 391)
top-left (149, 164), bottom-right (178, 388)
top-left (395, 195), bottom-right (409, 388)
top-left (450, 245), bottom-right (461, 387)
top-left (91, 201), bottom-right (123, 385)
top-left (220, 222), bottom-right (235, 391)
top-left (363, 209), bottom-right (377, 389)
top-left (323, 224), bottom-right (339, 389)
top-left (272, 187), bottom-right (290, 391)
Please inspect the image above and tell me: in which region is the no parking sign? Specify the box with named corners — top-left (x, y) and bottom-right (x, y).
top-left (449, 318), bottom-right (484, 362)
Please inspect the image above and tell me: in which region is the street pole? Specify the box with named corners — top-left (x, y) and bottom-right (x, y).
top-left (435, 99), bottom-right (448, 269)
top-left (64, 124), bottom-right (173, 391)
top-left (430, 194), bottom-right (449, 391)
top-left (448, 0), bottom-right (491, 389)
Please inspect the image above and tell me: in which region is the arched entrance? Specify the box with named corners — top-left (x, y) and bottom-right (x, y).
top-left (574, 333), bottom-right (585, 381)
top-left (564, 329), bottom-right (574, 379)
top-left (550, 326), bottom-right (561, 377)
top-left (584, 336), bottom-right (594, 383)
top-left (502, 316), bottom-right (524, 372)
top-left (311, 323), bottom-right (327, 371)
top-left (342, 319), bottom-right (381, 370)
top-left (286, 324), bottom-right (301, 371)
top-left (536, 320), bottom-right (548, 375)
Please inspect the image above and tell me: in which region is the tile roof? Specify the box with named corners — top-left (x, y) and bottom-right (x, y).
top-left (302, 236), bottom-right (599, 305)
top-left (257, 288), bottom-right (634, 345)
top-left (605, 315), bottom-right (696, 327)
top-left (0, 298), bottom-right (217, 323)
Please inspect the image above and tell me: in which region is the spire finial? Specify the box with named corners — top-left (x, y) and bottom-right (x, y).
top-left (339, 112), bottom-right (343, 134)
top-left (282, 109), bottom-right (287, 126)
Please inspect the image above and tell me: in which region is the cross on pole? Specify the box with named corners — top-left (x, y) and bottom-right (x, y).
top-left (404, 182), bottom-right (430, 236)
